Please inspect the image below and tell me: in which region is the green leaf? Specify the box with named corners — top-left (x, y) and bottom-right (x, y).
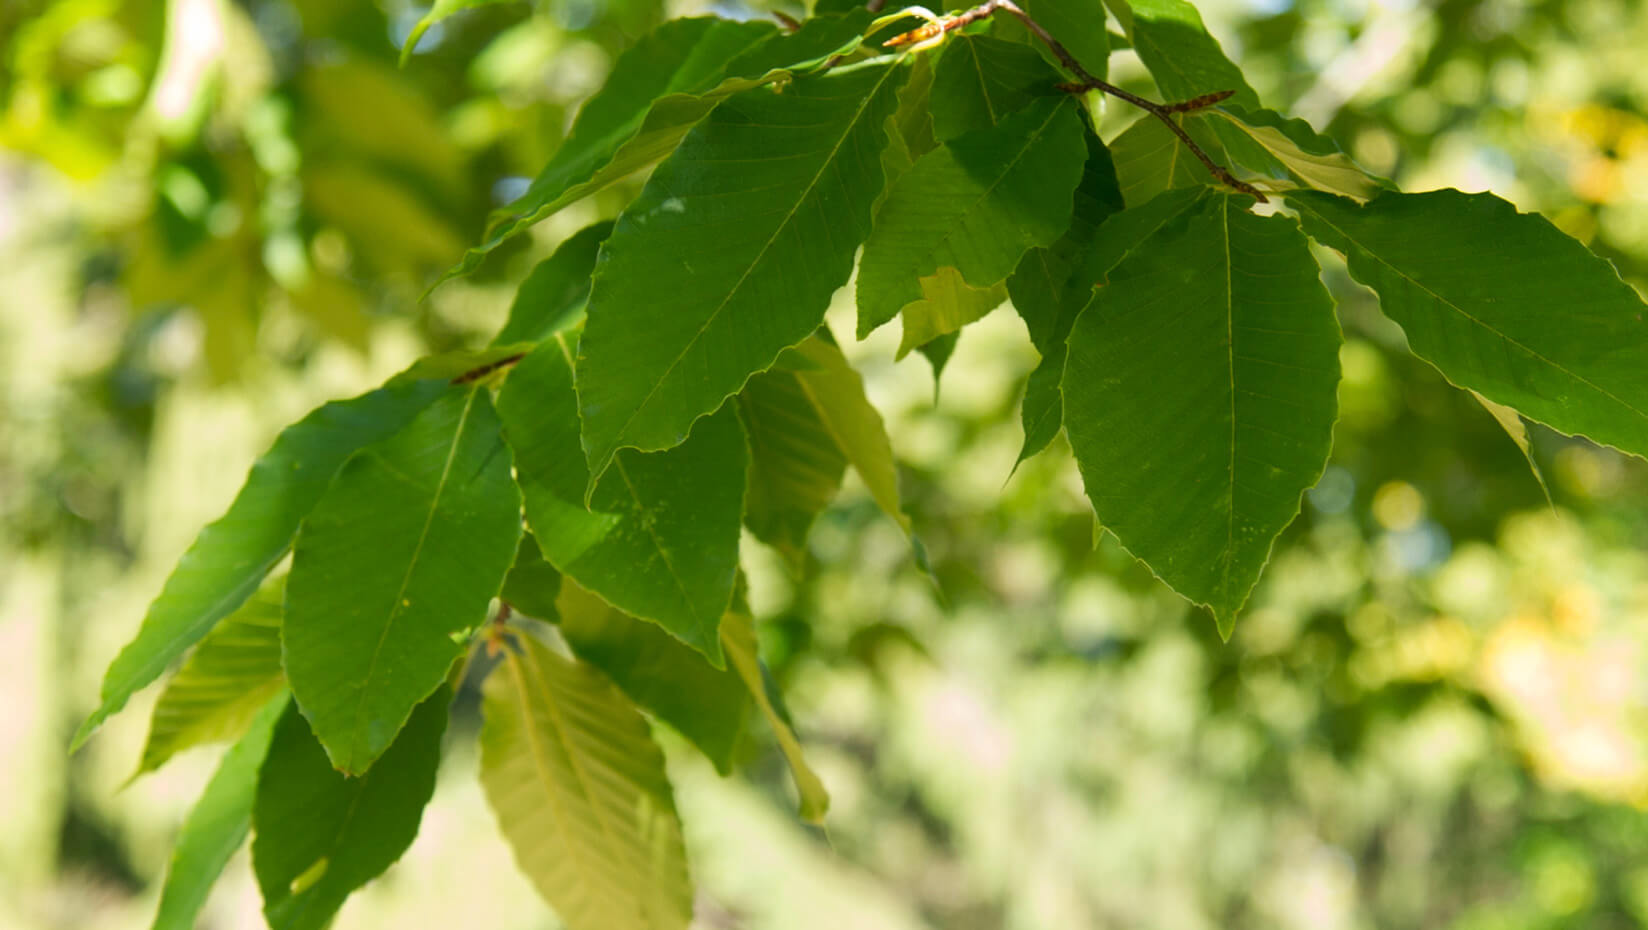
top-left (738, 353), bottom-right (851, 572)
top-left (722, 608), bottom-right (829, 822)
top-left (557, 580), bottom-right (751, 773)
top-left (896, 267), bottom-right (1007, 358)
top-left (781, 335), bottom-right (912, 534)
top-left (1063, 193), bottom-right (1340, 632)
top-left (1006, 136), bottom-right (1125, 462)
top-left (136, 579), bottom-right (286, 777)
top-left (284, 388), bottom-right (522, 774)
top-left (917, 331), bottom-right (961, 385)
top-left (857, 95), bottom-right (1087, 337)
top-left (1107, 113), bottom-right (1217, 206)
top-left (253, 689), bottom-right (449, 930)
top-left (388, 343), bottom-right (537, 384)
top-left (1210, 107), bottom-right (1382, 203)
top-left (493, 221), bottom-right (613, 346)
top-left (480, 633), bottom-right (691, 930)
top-left (929, 34), bottom-right (1061, 142)
top-left (578, 61), bottom-right (908, 478)
top-left (74, 378), bottom-right (447, 751)
top-left (1021, 0), bottom-right (1109, 79)
top-left (501, 532), bottom-right (563, 621)
top-left (1293, 189), bottom-right (1648, 462)
top-left (442, 14), bottom-right (876, 284)
top-left (149, 696), bottom-right (284, 930)
top-left (401, 0), bottom-right (518, 66)
top-left (1108, 0), bottom-right (1256, 107)
top-left (498, 336), bottom-right (746, 666)
top-left (1472, 391), bottom-right (1554, 503)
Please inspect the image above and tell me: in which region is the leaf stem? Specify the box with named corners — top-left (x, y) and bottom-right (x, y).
top-left (883, 0), bottom-right (1265, 201)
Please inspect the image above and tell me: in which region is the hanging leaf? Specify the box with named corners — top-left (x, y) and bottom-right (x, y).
top-left (857, 95), bottom-right (1087, 337)
top-left (896, 267), bottom-right (1007, 358)
top-left (149, 697), bottom-right (284, 930)
top-left (493, 221), bottom-right (613, 346)
top-left (928, 34), bottom-right (1061, 142)
top-left (578, 61), bottom-right (908, 479)
top-left (1006, 135), bottom-right (1125, 462)
top-left (479, 633), bottom-right (691, 930)
top-left (1472, 391), bottom-right (1554, 503)
top-left (558, 580), bottom-right (752, 773)
top-left (739, 357), bottom-right (851, 572)
top-left (1293, 189), bottom-right (1648, 462)
top-left (1063, 193), bottom-right (1340, 635)
top-left (721, 608), bottom-right (829, 822)
top-left (497, 335), bottom-right (746, 666)
top-left (917, 332), bottom-right (961, 386)
top-left (136, 578), bottom-right (286, 777)
top-left (253, 690), bottom-right (449, 930)
top-left (501, 532), bottom-right (564, 621)
top-left (283, 388), bottom-right (521, 774)
top-left (74, 377), bottom-right (448, 751)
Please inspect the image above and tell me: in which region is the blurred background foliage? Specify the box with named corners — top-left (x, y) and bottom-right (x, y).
top-left (3, 0), bottom-right (1648, 928)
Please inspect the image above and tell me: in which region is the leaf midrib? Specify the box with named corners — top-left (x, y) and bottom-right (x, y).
top-left (1300, 200), bottom-right (1648, 426)
top-left (600, 63), bottom-right (903, 466)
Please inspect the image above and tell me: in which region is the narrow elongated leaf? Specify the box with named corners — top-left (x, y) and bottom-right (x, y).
top-left (149, 696), bottom-right (284, 930)
top-left (1063, 194), bottom-right (1340, 633)
top-left (492, 221), bottom-right (613, 346)
top-left (137, 579), bottom-right (285, 777)
top-left (558, 580), bottom-right (751, 773)
top-left (480, 634), bottom-right (691, 930)
top-left (1006, 136), bottom-right (1125, 461)
top-left (1210, 107), bottom-right (1381, 202)
top-left (722, 608), bottom-right (829, 822)
top-left (1472, 391), bottom-right (1554, 502)
top-left (284, 388), bottom-right (521, 774)
top-left (253, 690), bottom-right (449, 930)
top-left (739, 357), bottom-right (851, 571)
top-left (444, 14), bottom-right (875, 283)
top-left (498, 336), bottom-right (746, 666)
top-left (857, 96), bottom-right (1087, 337)
top-left (74, 378), bottom-right (447, 751)
top-left (1293, 189), bottom-right (1648, 461)
top-left (783, 335), bottom-right (912, 533)
top-left (929, 34), bottom-right (1061, 142)
top-left (578, 61), bottom-right (907, 478)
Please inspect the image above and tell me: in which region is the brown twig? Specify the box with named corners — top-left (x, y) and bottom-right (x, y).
top-left (451, 352), bottom-right (526, 385)
top-left (883, 0), bottom-right (1265, 201)
top-left (773, 10), bottom-right (803, 32)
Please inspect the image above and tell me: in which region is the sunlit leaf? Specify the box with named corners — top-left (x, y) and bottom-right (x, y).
top-left (498, 335), bottom-right (746, 666)
top-left (1107, 113), bottom-right (1218, 206)
top-left (74, 378), bottom-right (447, 751)
top-left (401, 0), bottom-right (519, 66)
top-left (253, 690), bottom-right (448, 930)
top-left (578, 61), bottom-right (907, 478)
top-left (284, 388), bottom-right (521, 774)
top-left (480, 633), bottom-right (691, 930)
top-left (722, 608), bottom-right (829, 822)
top-left (858, 96), bottom-right (1087, 337)
top-left (896, 267), bottom-right (1007, 358)
top-left (1022, 0), bottom-right (1109, 79)
top-left (558, 580), bottom-right (751, 773)
top-left (1293, 189), bottom-right (1648, 462)
top-left (1063, 193), bottom-right (1340, 634)
top-left (149, 697), bottom-right (284, 930)
top-left (136, 578), bottom-right (286, 777)
top-left (1211, 106), bottom-right (1382, 202)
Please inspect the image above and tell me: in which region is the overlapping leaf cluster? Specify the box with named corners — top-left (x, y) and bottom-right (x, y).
top-left (79, 1), bottom-right (1648, 928)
